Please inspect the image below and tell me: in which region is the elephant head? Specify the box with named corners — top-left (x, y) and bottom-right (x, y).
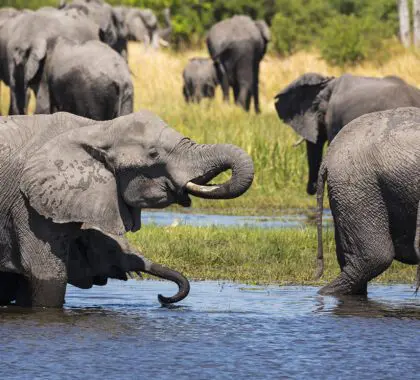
top-left (19, 111), bottom-right (253, 304)
top-left (274, 73), bottom-right (334, 194)
top-left (21, 111), bottom-right (254, 235)
top-left (126, 8), bottom-right (158, 46)
top-left (62, 0), bottom-right (118, 47)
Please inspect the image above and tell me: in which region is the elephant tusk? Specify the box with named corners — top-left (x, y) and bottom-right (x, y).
top-left (159, 38), bottom-right (170, 47)
top-left (292, 137), bottom-right (305, 147)
top-left (185, 181), bottom-right (221, 194)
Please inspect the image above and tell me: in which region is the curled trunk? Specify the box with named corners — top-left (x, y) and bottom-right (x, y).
top-left (185, 143), bottom-right (254, 199)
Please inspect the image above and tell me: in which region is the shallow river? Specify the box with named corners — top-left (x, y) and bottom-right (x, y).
top-left (0, 280), bottom-right (419, 379)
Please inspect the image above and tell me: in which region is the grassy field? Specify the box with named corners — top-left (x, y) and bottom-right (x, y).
top-left (128, 225), bottom-right (417, 286)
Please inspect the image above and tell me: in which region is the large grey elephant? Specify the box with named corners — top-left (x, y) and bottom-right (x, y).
top-left (0, 111), bottom-right (254, 307)
top-left (60, 0), bottom-right (122, 51)
top-left (183, 57), bottom-right (218, 103)
top-left (274, 73), bottom-right (420, 195)
top-left (316, 107), bottom-right (420, 295)
top-left (206, 15), bottom-right (270, 113)
top-left (36, 39), bottom-right (133, 120)
top-left (2, 8), bottom-right (99, 115)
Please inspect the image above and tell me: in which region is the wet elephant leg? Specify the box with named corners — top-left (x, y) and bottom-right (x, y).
top-left (319, 189), bottom-right (394, 296)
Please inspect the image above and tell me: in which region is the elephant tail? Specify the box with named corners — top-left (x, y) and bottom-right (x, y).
top-left (315, 161), bottom-right (327, 280)
top-left (415, 202), bottom-right (420, 293)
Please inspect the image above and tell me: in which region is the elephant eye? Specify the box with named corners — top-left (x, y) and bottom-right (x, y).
top-left (149, 149), bottom-right (159, 159)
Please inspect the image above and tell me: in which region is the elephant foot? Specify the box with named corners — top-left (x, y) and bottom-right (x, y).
top-left (318, 274), bottom-right (368, 296)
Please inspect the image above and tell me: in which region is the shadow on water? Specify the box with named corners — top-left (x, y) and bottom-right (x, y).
top-left (0, 281), bottom-right (419, 379)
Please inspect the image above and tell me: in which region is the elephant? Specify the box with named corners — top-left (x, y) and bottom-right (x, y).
top-left (0, 7), bottom-right (20, 26)
top-left (60, 0), bottom-right (122, 51)
top-left (316, 107), bottom-right (420, 295)
top-left (206, 15), bottom-right (270, 113)
top-left (274, 73), bottom-right (420, 195)
top-left (0, 110), bottom-right (254, 307)
top-left (183, 57), bottom-right (219, 103)
top-left (121, 6), bottom-right (172, 49)
top-left (35, 38), bottom-right (133, 120)
top-left (2, 8), bottom-right (99, 115)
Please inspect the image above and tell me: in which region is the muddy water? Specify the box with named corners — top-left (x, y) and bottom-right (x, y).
top-left (0, 280), bottom-right (419, 379)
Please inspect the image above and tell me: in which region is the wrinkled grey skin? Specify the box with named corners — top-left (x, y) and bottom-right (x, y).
top-left (60, 0), bottom-right (122, 51)
top-left (36, 39), bottom-right (133, 120)
top-left (183, 57), bottom-right (219, 103)
top-left (0, 7), bottom-right (19, 25)
top-left (0, 111), bottom-right (254, 307)
top-left (275, 73), bottom-right (420, 195)
top-left (1, 8), bottom-right (99, 115)
top-left (206, 15), bottom-right (270, 113)
top-left (316, 107), bottom-right (420, 295)
top-left (119, 6), bottom-right (172, 49)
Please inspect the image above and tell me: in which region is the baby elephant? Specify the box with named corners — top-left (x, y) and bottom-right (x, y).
top-left (36, 39), bottom-right (133, 120)
top-left (317, 107), bottom-right (420, 295)
top-left (183, 57), bottom-right (218, 103)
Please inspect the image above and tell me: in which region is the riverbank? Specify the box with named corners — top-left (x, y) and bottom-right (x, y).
top-left (128, 225), bottom-right (416, 286)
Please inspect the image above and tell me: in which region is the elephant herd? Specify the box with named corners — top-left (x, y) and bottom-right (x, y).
top-left (0, 2), bottom-right (419, 307)
top-left (0, 0), bottom-right (171, 120)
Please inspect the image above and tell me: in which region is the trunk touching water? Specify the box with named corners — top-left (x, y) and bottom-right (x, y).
top-left (185, 143), bottom-right (254, 199)
top-left (141, 258), bottom-right (190, 305)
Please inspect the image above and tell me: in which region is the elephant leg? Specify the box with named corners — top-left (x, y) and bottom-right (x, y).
top-left (233, 80), bottom-right (240, 103)
top-left (215, 61), bottom-right (230, 103)
top-left (34, 75), bottom-right (51, 114)
top-left (319, 190), bottom-right (394, 296)
top-left (252, 60), bottom-right (260, 114)
top-left (236, 58), bottom-right (253, 112)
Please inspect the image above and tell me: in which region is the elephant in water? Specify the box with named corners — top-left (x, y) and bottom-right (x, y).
top-left (0, 111), bottom-right (254, 307)
top-left (36, 39), bottom-right (133, 120)
top-left (274, 73), bottom-right (420, 195)
top-left (316, 107), bottom-right (420, 295)
top-left (206, 15), bottom-right (270, 113)
top-left (183, 57), bottom-right (219, 103)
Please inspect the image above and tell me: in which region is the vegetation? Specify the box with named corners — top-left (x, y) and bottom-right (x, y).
top-left (128, 225), bottom-right (417, 285)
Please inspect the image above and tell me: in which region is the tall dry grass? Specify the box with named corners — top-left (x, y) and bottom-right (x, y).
top-left (2, 43), bottom-right (420, 212)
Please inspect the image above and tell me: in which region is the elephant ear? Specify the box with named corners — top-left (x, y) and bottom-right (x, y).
top-left (20, 123), bottom-right (137, 236)
top-left (274, 73), bottom-right (333, 143)
top-left (255, 20), bottom-right (271, 42)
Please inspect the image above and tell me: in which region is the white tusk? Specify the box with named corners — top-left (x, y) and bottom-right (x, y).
top-left (185, 182), bottom-right (221, 194)
top-left (292, 137), bottom-right (305, 147)
top-left (159, 38), bottom-right (170, 47)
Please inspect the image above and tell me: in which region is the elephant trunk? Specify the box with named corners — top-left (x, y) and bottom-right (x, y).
top-left (140, 257), bottom-right (190, 305)
top-left (185, 143), bottom-right (254, 199)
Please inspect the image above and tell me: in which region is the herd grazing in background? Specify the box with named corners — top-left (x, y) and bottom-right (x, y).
top-left (0, 0), bottom-right (418, 307)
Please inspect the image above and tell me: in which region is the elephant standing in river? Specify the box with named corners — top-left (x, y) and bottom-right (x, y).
top-left (36, 39), bottom-right (133, 120)
top-left (275, 73), bottom-right (420, 195)
top-left (1, 8), bottom-right (99, 115)
top-left (316, 107), bottom-right (420, 295)
top-left (183, 57), bottom-right (219, 103)
top-left (206, 15), bottom-right (270, 113)
top-left (0, 111), bottom-right (254, 307)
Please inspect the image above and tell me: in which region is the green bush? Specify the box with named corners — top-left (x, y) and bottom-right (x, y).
top-left (270, 0), bottom-right (335, 56)
top-left (319, 14), bottom-right (393, 66)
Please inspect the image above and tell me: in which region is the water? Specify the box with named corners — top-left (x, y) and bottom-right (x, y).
top-left (0, 280), bottom-right (418, 379)
top-left (141, 210), bottom-right (332, 228)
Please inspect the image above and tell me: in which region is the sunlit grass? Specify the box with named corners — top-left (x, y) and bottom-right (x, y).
top-left (128, 225), bottom-right (417, 285)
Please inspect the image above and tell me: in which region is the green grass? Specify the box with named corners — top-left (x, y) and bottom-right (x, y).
top-left (128, 225), bottom-right (417, 286)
